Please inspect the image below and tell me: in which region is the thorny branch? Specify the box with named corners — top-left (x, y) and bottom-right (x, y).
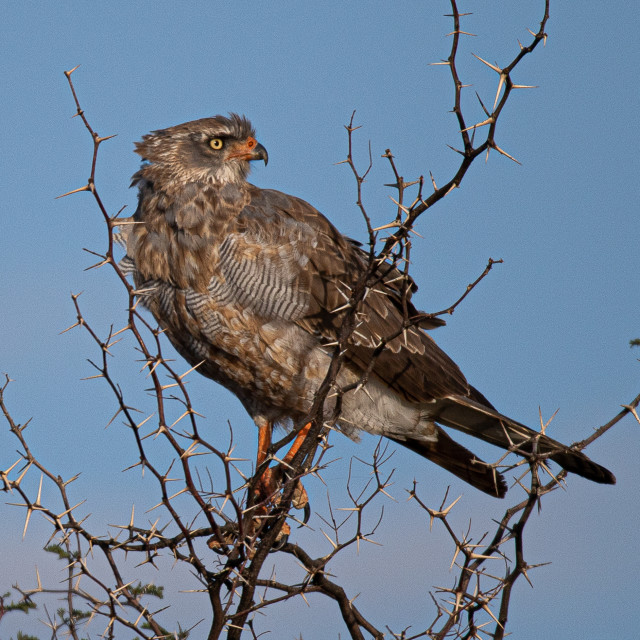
top-left (1, 1), bottom-right (631, 639)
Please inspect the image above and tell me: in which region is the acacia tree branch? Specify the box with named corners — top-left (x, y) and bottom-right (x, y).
top-left (4, 2), bottom-right (629, 640)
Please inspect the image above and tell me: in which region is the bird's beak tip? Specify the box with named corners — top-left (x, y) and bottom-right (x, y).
top-left (254, 143), bottom-right (268, 166)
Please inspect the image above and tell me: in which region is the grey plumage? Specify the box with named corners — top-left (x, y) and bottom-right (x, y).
top-left (117, 114), bottom-right (615, 498)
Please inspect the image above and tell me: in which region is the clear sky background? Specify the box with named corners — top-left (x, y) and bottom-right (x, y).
top-left (1, 2), bottom-right (638, 638)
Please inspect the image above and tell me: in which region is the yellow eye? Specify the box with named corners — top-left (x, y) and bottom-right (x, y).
top-left (209, 138), bottom-right (224, 150)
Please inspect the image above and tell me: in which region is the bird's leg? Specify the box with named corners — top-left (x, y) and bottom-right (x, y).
top-left (212, 421), bottom-right (311, 555)
top-left (256, 420), bottom-right (273, 472)
top-left (252, 420), bottom-right (294, 545)
top-left (254, 419), bottom-right (278, 506)
top-left (278, 422), bottom-right (310, 514)
top-left (208, 421), bottom-right (282, 555)
top-left (255, 422), bottom-right (311, 521)
top-left (281, 422), bottom-right (312, 463)
top-left (255, 420), bottom-right (281, 506)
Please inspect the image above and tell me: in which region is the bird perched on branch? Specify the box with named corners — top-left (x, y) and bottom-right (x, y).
top-left (117, 114), bottom-right (615, 500)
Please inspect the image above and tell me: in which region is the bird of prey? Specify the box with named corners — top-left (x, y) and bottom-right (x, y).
top-left (117, 114), bottom-right (615, 500)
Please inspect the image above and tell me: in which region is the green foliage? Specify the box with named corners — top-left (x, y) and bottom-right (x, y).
top-left (630, 338), bottom-right (640, 348)
top-left (15, 632), bottom-right (40, 640)
top-left (1, 592), bottom-right (37, 615)
top-left (56, 606), bottom-right (92, 623)
top-left (44, 544), bottom-right (79, 561)
top-left (1, 592), bottom-right (39, 640)
top-left (130, 582), bottom-right (165, 599)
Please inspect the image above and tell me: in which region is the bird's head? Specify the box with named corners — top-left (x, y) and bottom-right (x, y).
top-left (134, 114), bottom-right (268, 186)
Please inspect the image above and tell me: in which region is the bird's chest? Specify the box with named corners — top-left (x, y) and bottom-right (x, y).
top-left (139, 276), bottom-right (318, 413)
top-left (126, 184), bottom-right (322, 416)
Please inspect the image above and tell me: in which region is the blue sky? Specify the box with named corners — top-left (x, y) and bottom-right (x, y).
top-left (1, 1), bottom-right (638, 638)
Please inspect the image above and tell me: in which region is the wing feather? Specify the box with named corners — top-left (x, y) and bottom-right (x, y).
top-left (231, 187), bottom-right (470, 403)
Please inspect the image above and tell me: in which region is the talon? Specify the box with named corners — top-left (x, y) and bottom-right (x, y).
top-left (255, 466), bottom-right (279, 505)
top-left (210, 541), bottom-right (227, 555)
top-left (207, 522), bottom-right (239, 553)
top-left (270, 520), bottom-right (290, 551)
top-left (252, 420), bottom-right (314, 542)
top-left (271, 533), bottom-right (288, 551)
top-left (291, 479), bottom-right (309, 511)
top-left (265, 520), bottom-right (290, 552)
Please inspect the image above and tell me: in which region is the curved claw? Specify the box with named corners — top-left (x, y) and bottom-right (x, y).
top-left (271, 532), bottom-right (289, 551)
top-left (211, 542), bottom-right (227, 555)
top-left (208, 523), bottom-right (239, 554)
top-left (300, 502), bottom-right (311, 527)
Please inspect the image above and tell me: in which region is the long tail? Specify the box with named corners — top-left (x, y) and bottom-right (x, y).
top-left (431, 392), bottom-right (615, 486)
top-left (390, 427), bottom-right (509, 497)
top-left (389, 393), bottom-right (615, 498)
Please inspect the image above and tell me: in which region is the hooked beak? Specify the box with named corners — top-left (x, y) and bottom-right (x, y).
top-left (227, 137), bottom-right (268, 165)
top-left (250, 141), bottom-right (268, 166)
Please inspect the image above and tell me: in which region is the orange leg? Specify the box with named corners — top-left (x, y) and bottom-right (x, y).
top-left (257, 420), bottom-right (273, 468)
top-left (255, 422), bottom-right (311, 514)
top-left (279, 423), bottom-right (311, 514)
top-left (210, 421), bottom-right (309, 553)
top-left (255, 420), bottom-right (276, 505)
top-left (281, 422), bottom-right (312, 465)
top-left (277, 423), bottom-right (311, 514)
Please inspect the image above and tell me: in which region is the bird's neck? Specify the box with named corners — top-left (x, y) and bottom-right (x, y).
top-left (130, 178), bottom-right (247, 291)
top-left (135, 161), bottom-right (250, 194)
